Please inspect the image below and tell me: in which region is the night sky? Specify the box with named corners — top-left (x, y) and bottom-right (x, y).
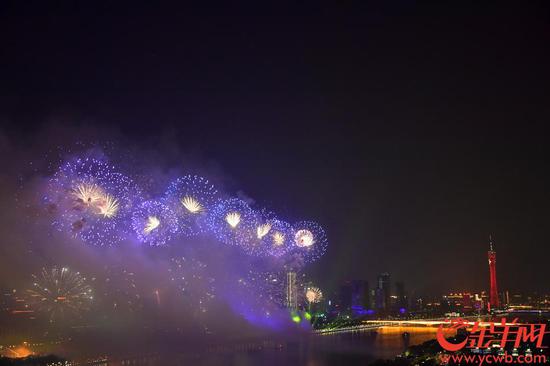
top-left (1, 2), bottom-right (549, 296)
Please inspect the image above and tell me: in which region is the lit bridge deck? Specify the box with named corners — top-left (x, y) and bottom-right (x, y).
top-left (314, 317), bottom-right (524, 335)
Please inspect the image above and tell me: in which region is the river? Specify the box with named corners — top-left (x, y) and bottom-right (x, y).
top-left (80, 326), bottom-right (452, 365)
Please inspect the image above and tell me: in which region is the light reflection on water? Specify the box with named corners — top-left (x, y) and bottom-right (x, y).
top-left (98, 326), bottom-right (455, 366)
top-left (305, 326), bottom-right (455, 361)
top-left (75, 313), bottom-right (547, 364)
top-left (372, 326), bottom-right (455, 359)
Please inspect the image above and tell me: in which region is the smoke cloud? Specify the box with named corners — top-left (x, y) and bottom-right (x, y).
top-left (0, 122), bottom-right (311, 358)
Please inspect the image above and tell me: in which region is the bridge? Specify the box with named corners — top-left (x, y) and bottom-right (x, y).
top-left (314, 316), bottom-right (524, 335)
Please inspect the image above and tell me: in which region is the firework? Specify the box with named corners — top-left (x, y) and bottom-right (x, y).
top-left (27, 267), bottom-right (93, 322)
top-left (225, 211), bottom-right (241, 228)
top-left (131, 200), bottom-right (178, 246)
top-left (181, 196), bottom-right (202, 213)
top-left (168, 257), bottom-right (216, 315)
top-left (227, 209), bottom-right (295, 257)
top-left (71, 183), bottom-right (103, 206)
top-left (205, 198), bottom-right (256, 248)
top-left (272, 232), bottom-right (285, 245)
top-left (224, 268), bottom-right (288, 327)
top-left (164, 176), bottom-right (219, 236)
top-left (242, 269), bottom-right (286, 306)
top-left (71, 182), bottom-right (120, 218)
top-left (238, 210), bottom-right (271, 257)
top-left (227, 208), bottom-right (279, 257)
top-left (295, 230), bottom-right (314, 247)
top-left (224, 268), bottom-right (311, 329)
top-left (256, 223), bottom-right (271, 239)
top-left (305, 286), bottom-right (323, 304)
top-left (250, 215), bottom-right (293, 257)
top-left (96, 266), bottom-right (143, 313)
top-left (291, 221), bottom-right (328, 263)
top-left (267, 219), bottom-right (294, 257)
top-left (46, 157), bottom-right (142, 246)
top-left (39, 151), bottom-right (332, 331)
top-left (95, 193), bottom-right (120, 218)
top-left (144, 216), bottom-right (161, 233)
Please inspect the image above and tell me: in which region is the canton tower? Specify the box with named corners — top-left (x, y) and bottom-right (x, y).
top-left (487, 235), bottom-right (499, 310)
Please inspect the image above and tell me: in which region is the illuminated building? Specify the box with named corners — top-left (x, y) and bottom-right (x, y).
top-left (338, 281), bottom-right (353, 313)
top-left (285, 272), bottom-right (297, 311)
top-left (334, 280), bottom-right (371, 316)
top-left (351, 280), bottom-right (369, 311)
top-left (510, 293), bottom-right (525, 305)
top-left (369, 288), bottom-right (376, 309)
top-left (444, 292), bottom-right (474, 312)
top-left (487, 236), bottom-right (499, 310)
top-left (395, 282), bottom-right (407, 311)
top-left (376, 272), bottom-right (391, 311)
top-left (504, 290), bottom-right (510, 306)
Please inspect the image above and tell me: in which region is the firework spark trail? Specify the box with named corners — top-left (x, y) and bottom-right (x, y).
top-left (46, 155), bottom-right (329, 264)
top-left (265, 219), bottom-right (293, 257)
top-left (256, 223), bottom-right (271, 239)
top-left (291, 221), bottom-right (328, 263)
top-left (143, 216), bottom-right (161, 234)
top-left (181, 196), bottom-right (203, 213)
top-left (164, 175), bottom-right (219, 237)
top-left (132, 200), bottom-right (178, 246)
top-left (225, 211), bottom-right (241, 228)
top-left (46, 157), bottom-right (142, 246)
top-left (96, 266), bottom-right (143, 313)
top-left (72, 183), bottom-right (103, 207)
top-left (41, 153), bottom-right (331, 330)
top-left (168, 257), bottom-right (216, 315)
top-left (248, 213), bottom-right (294, 258)
top-left (205, 198), bottom-right (257, 250)
top-left (27, 267), bottom-right (93, 322)
top-left (305, 286), bottom-right (323, 304)
top-left (226, 269), bottom-right (289, 327)
top-left (272, 231), bottom-right (285, 245)
top-left (218, 268), bottom-right (313, 330)
top-left (96, 193), bottom-right (120, 218)
top-left (295, 230), bottom-right (314, 247)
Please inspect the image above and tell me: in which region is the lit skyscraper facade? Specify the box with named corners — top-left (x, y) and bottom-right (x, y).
top-left (377, 272), bottom-right (391, 311)
top-left (285, 271), bottom-right (298, 311)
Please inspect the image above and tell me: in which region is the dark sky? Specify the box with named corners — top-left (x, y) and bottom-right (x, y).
top-left (1, 2), bottom-right (549, 295)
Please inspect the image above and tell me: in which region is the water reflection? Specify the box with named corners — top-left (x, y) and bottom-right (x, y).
top-left (100, 326), bottom-right (454, 365)
top-left (311, 326), bottom-right (455, 361)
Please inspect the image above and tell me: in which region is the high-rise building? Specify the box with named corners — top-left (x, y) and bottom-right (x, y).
top-left (445, 292), bottom-right (474, 312)
top-left (285, 272), bottom-right (297, 311)
top-left (336, 280), bottom-right (370, 315)
top-left (395, 282), bottom-right (407, 311)
top-left (351, 280), bottom-right (369, 312)
top-left (487, 236), bottom-right (499, 310)
top-left (338, 281), bottom-right (353, 313)
top-left (377, 272), bottom-right (391, 311)
top-left (369, 288), bottom-right (376, 309)
top-left (410, 292), bottom-right (423, 312)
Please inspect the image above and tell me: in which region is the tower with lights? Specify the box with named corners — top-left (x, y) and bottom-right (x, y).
top-left (487, 235), bottom-right (499, 310)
